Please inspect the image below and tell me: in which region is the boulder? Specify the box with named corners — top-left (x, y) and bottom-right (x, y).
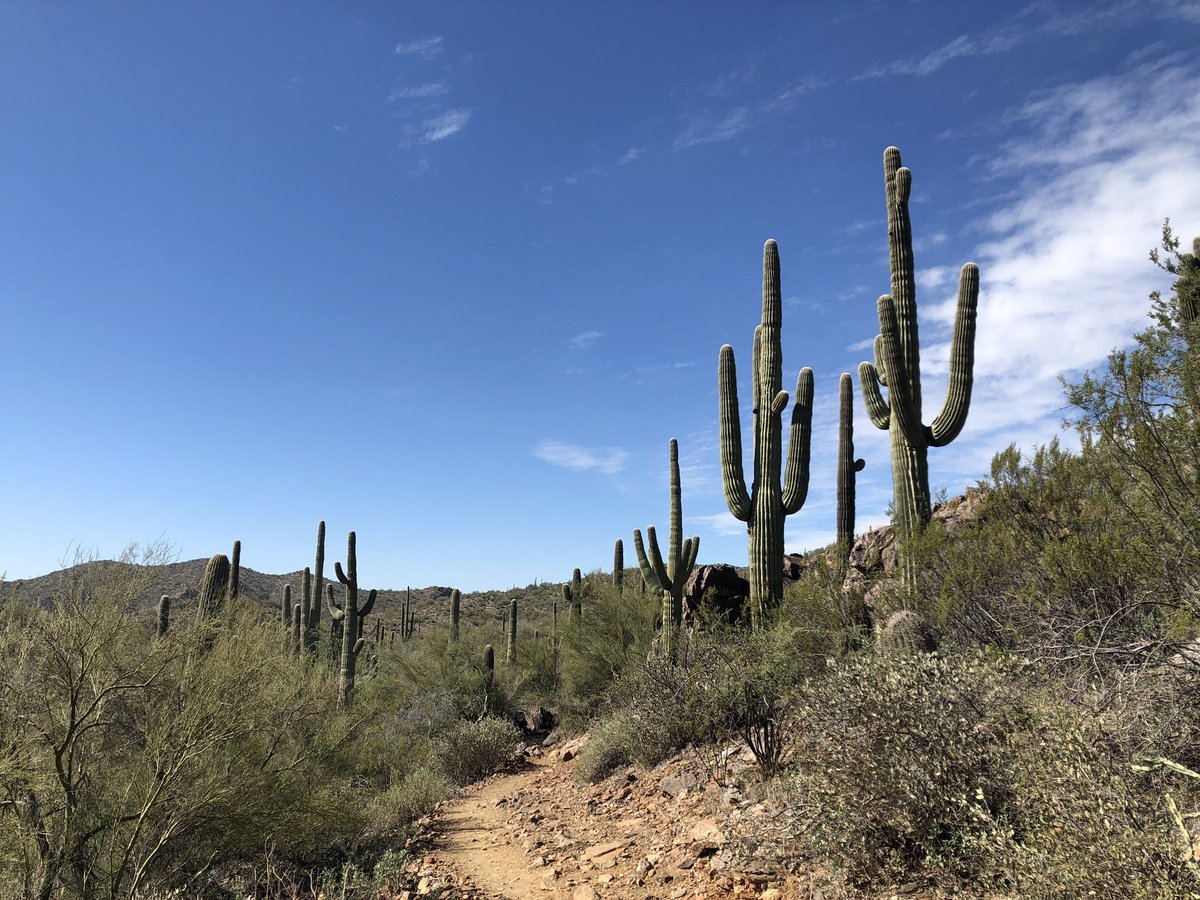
top-left (684, 564), bottom-right (748, 624)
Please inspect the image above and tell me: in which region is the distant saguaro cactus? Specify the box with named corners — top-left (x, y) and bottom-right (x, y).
top-left (483, 643), bottom-right (495, 714)
top-left (281, 584), bottom-right (292, 648)
top-left (564, 568), bottom-right (583, 624)
top-left (449, 588), bottom-right (461, 642)
top-left (719, 240), bottom-right (814, 625)
top-left (194, 553), bottom-right (231, 626)
top-left (228, 540), bottom-right (241, 603)
top-left (837, 373), bottom-right (866, 573)
top-left (506, 599), bottom-right (517, 663)
top-left (291, 603), bottom-right (302, 655)
top-left (613, 539), bottom-right (624, 594)
top-left (633, 438), bottom-right (699, 662)
top-left (326, 584), bottom-right (342, 668)
top-left (858, 147), bottom-right (979, 577)
top-left (300, 567), bottom-right (313, 652)
top-left (155, 595), bottom-right (170, 638)
top-left (326, 531), bottom-right (377, 706)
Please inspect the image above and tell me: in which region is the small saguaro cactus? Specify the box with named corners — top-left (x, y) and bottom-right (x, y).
top-left (483, 643), bottom-right (495, 713)
top-left (449, 588), bottom-right (461, 643)
top-left (194, 553), bottom-right (231, 625)
top-left (155, 595), bottom-right (170, 639)
top-left (837, 373), bottom-right (867, 573)
top-left (326, 531), bottom-right (377, 706)
top-left (300, 567), bottom-right (313, 652)
top-left (281, 584), bottom-right (292, 645)
top-left (564, 568), bottom-right (583, 624)
top-left (613, 539), bottom-right (624, 594)
top-left (228, 540), bottom-right (241, 603)
top-left (858, 147), bottom-right (979, 575)
top-left (634, 438), bottom-right (700, 662)
top-left (291, 603), bottom-right (302, 655)
top-left (718, 240), bottom-right (815, 626)
top-left (506, 599), bottom-right (517, 663)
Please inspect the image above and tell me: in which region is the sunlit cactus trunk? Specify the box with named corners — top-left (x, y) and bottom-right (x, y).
top-left (858, 147), bottom-right (979, 584)
top-left (228, 540), bottom-right (240, 603)
top-left (718, 240), bottom-right (814, 625)
top-left (327, 531), bottom-right (376, 707)
top-left (613, 539), bottom-right (624, 594)
top-left (633, 438), bottom-right (699, 661)
top-left (309, 521), bottom-right (325, 652)
top-left (194, 553), bottom-right (230, 626)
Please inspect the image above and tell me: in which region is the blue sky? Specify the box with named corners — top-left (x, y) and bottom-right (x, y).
top-left (2, 1), bottom-right (1199, 591)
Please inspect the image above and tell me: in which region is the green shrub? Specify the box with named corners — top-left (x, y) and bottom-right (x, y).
top-left (574, 713), bottom-right (636, 783)
top-left (431, 717), bottom-right (522, 785)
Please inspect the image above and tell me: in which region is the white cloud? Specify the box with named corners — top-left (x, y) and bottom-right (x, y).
top-left (569, 330), bottom-right (604, 349)
top-left (845, 337), bottom-right (874, 352)
top-left (691, 512), bottom-right (746, 537)
top-left (387, 83), bottom-right (448, 101)
top-left (856, 27), bottom-right (1021, 80)
top-left (896, 60), bottom-right (1200, 491)
top-left (675, 107), bottom-right (754, 148)
top-left (533, 441), bottom-right (629, 475)
top-left (674, 76), bottom-right (827, 149)
top-left (409, 108), bottom-right (472, 144)
top-left (618, 147), bottom-right (644, 165)
top-left (394, 36), bottom-right (444, 59)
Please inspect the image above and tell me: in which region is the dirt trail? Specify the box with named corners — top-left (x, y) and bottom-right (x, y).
top-left (409, 739), bottom-right (786, 900)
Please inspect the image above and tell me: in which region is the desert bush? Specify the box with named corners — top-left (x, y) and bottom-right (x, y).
top-left (787, 649), bottom-right (1193, 894)
top-left (431, 716), bottom-right (522, 785)
top-left (368, 764), bottom-right (454, 836)
top-left (574, 713), bottom-right (636, 783)
top-left (556, 580), bottom-right (657, 727)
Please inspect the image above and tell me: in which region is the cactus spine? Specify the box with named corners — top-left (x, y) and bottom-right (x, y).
top-left (837, 373), bottom-right (867, 573)
top-left (155, 595), bottom-right (170, 638)
top-left (718, 240), bottom-right (814, 625)
top-left (449, 588), bottom-right (461, 643)
top-left (613, 539), bottom-right (624, 594)
top-left (633, 438), bottom-right (700, 661)
top-left (506, 599), bottom-right (517, 663)
top-left (194, 553), bottom-right (231, 625)
top-left (858, 147), bottom-right (979, 576)
top-left (326, 531), bottom-right (376, 706)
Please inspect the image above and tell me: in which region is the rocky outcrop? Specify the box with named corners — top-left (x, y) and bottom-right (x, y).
top-left (684, 564), bottom-right (749, 624)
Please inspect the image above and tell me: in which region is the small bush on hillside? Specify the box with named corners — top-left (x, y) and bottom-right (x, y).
top-left (431, 717), bottom-right (522, 785)
top-left (574, 713), bottom-right (636, 783)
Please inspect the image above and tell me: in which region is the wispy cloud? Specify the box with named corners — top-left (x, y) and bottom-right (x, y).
top-left (534, 441), bottom-right (629, 475)
top-left (856, 27), bottom-right (1022, 80)
top-left (388, 82), bottom-right (448, 101)
top-left (407, 108), bottom-right (472, 144)
top-left (691, 512), bottom-right (745, 537)
top-left (569, 330), bottom-right (604, 349)
top-left (674, 76), bottom-right (827, 149)
top-left (394, 36), bottom-right (444, 59)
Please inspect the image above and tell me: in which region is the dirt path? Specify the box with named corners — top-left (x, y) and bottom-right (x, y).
top-left (409, 739), bottom-right (780, 900)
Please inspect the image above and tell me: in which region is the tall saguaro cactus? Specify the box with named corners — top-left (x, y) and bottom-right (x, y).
top-left (327, 531), bottom-right (377, 707)
top-left (228, 540), bottom-right (241, 603)
top-left (564, 568), bottom-right (582, 624)
top-left (634, 438), bottom-right (700, 661)
top-left (311, 521), bottom-right (325, 648)
top-left (718, 240), bottom-right (814, 625)
top-left (837, 373), bottom-right (866, 573)
top-left (858, 147), bottom-right (979, 567)
top-left (613, 539), bottom-right (624, 594)
top-left (195, 553), bottom-right (231, 625)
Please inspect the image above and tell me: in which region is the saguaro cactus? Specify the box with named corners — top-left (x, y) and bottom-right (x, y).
top-left (311, 521), bottom-right (325, 646)
top-left (613, 539), bottom-right (624, 594)
top-left (326, 531), bottom-right (377, 706)
top-left (483, 643), bottom-right (495, 714)
top-left (194, 553), bottom-right (231, 625)
top-left (858, 148), bottom-right (978, 578)
top-left (719, 240), bottom-right (814, 625)
top-left (291, 603), bottom-right (302, 655)
top-left (449, 588), bottom-right (461, 642)
top-left (564, 568), bottom-right (583, 624)
top-left (155, 595), bottom-right (170, 638)
top-left (506, 599), bottom-right (517, 663)
top-left (837, 373), bottom-right (867, 573)
top-left (228, 540), bottom-right (241, 603)
top-left (633, 438), bottom-right (700, 661)
top-left (300, 567), bottom-right (313, 651)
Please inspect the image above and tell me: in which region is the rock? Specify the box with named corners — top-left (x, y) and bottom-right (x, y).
top-left (572, 887), bottom-right (598, 900)
top-left (583, 841), bottom-right (626, 861)
top-left (782, 553), bottom-right (808, 581)
top-left (689, 818), bottom-right (723, 849)
top-left (848, 525), bottom-right (897, 578)
top-left (529, 706), bottom-right (556, 731)
top-left (759, 890), bottom-right (784, 900)
top-left (684, 564), bottom-right (749, 624)
top-left (877, 609), bottom-right (940, 654)
top-left (659, 773), bottom-right (699, 798)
